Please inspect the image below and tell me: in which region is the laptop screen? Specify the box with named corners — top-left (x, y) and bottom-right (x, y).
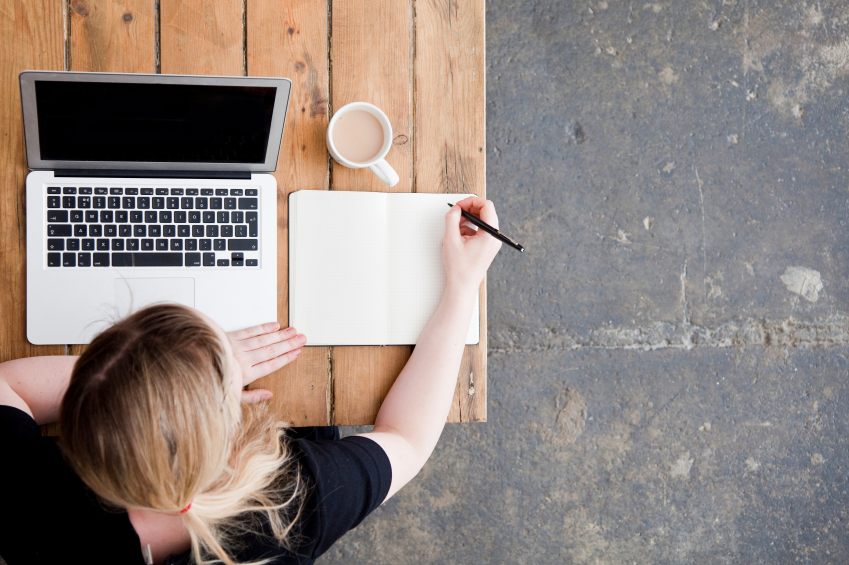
top-left (34, 81), bottom-right (277, 164)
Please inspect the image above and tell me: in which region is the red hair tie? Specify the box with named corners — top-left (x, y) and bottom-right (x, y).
top-left (179, 501), bottom-right (192, 514)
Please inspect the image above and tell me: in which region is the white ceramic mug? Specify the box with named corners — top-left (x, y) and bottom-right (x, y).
top-left (326, 102), bottom-right (400, 187)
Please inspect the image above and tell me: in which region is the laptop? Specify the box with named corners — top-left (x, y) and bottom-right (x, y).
top-left (20, 71), bottom-right (292, 345)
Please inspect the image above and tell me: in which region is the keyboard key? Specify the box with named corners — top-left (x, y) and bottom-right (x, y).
top-left (134, 225), bottom-right (146, 237)
top-left (141, 239), bottom-right (154, 251)
top-left (196, 197), bottom-right (208, 209)
top-left (159, 211), bottom-right (172, 223)
top-left (78, 196), bottom-right (91, 209)
top-left (123, 196), bottom-right (135, 209)
top-left (181, 197), bottom-right (194, 209)
top-left (210, 197), bottom-right (223, 210)
top-left (93, 196), bottom-right (106, 209)
top-left (100, 211), bottom-right (113, 223)
top-left (178, 225), bottom-right (190, 238)
top-left (85, 211), bottom-right (98, 223)
top-left (141, 188), bottom-right (153, 195)
top-left (89, 225), bottom-right (103, 237)
top-left (93, 253), bottom-right (109, 266)
top-left (192, 225), bottom-right (204, 237)
top-left (78, 252), bottom-right (91, 267)
top-left (246, 189), bottom-right (258, 196)
top-left (200, 239), bottom-right (212, 251)
top-left (235, 225), bottom-right (247, 237)
top-left (110, 187), bottom-right (123, 195)
top-left (108, 196), bottom-right (121, 209)
top-left (47, 224), bottom-right (71, 237)
top-left (125, 188), bottom-right (139, 195)
top-left (246, 212), bottom-right (258, 237)
top-left (74, 225), bottom-right (87, 237)
top-left (217, 259), bottom-right (230, 267)
top-left (145, 211), bottom-right (158, 223)
top-left (156, 188), bottom-right (169, 195)
top-left (130, 211), bottom-right (143, 223)
top-left (47, 253), bottom-right (60, 267)
top-left (216, 189), bottom-right (228, 196)
top-left (138, 197), bottom-right (151, 209)
top-left (167, 197), bottom-right (179, 209)
top-left (119, 225), bottom-right (132, 237)
top-left (63, 253), bottom-right (76, 267)
top-left (67, 238), bottom-right (80, 251)
top-left (164, 225), bottom-right (176, 237)
top-left (174, 211), bottom-right (187, 223)
top-left (201, 189), bottom-right (214, 196)
top-left (156, 239), bottom-right (168, 251)
top-left (206, 225), bottom-right (219, 238)
top-left (230, 189), bottom-right (243, 196)
top-left (170, 239), bottom-right (183, 251)
top-left (112, 239), bottom-right (125, 251)
top-left (185, 252), bottom-right (201, 266)
top-left (95, 187), bottom-right (108, 195)
top-left (79, 187), bottom-right (93, 195)
top-left (127, 239), bottom-right (140, 251)
top-left (217, 211), bottom-right (229, 223)
top-left (48, 196), bottom-right (60, 208)
top-left (71, 210), bottom-right (84, 223)
top-left (82, 239), bottom-right (94, 251)
top-left (228, 239), bottom-right (258, 251)
top-left (47, 238), bottom-right (64, 251)
top-left (200, 212), bottom-right (214, 224)
top-left (214, 239), bottom-right (226, 251)
top-left (203, 252), bottom-right (215, 266)
top-left (149, 225), bottom-right (161, 237)
top-left (170, 188), bottom-right (184, 195)
top-left (152, 197), bottom-right (165, 209)
top-left (116, 211), bottom-right (129, 223)
top-left (48, 210), bottom-right (68, 222)
top-left (186, 188), bottom-right (199, 196)
top-left (97, 239), bottom-right (110, 251)
top-left (63, 187), bottom-right (77, 194)
top-left (232, 212), bottom-right (244, 223)
top-left (246, 259), bottom-right (258, 266)
top-left (238, 198), bottom-right (258, 210)
top-left (47, 187), bottom-right (61, 194)
top-left (224, 198), bottom-right (236, 210)
top-left (112, 253), bottom-right (183, 267)
top-left (232, 259), bottom-right (244, 267)
top-left (104, 224), bottom-right (117, 237)
top-left (185, 239), bottom-right (198, 251)
top-left (188, 211), bottom-right (201, 223)
top-left (221, 226), bottom-right (233, 237)
top-left (231, 252), bottom-right (244, 260)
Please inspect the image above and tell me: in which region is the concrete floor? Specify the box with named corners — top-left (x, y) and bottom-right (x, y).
top-left (324, 0), bottom-right (849, 563)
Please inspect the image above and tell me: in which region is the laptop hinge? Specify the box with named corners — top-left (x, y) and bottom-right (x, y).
top-left (54, 169), bottom-right (253, 180)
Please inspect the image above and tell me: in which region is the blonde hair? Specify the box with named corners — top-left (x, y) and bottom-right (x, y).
top-left (59, 304), bottom-right (304, 565)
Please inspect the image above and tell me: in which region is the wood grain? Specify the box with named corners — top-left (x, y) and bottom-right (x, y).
top-left (329, 0), bottom-right (414, 425)
top-left (69, 0), bottom-right (155, 73)
top-left (415, 0), bottom-right (487, 422)
top-left (246, 0), bottom-right (331, 426)
top-left (160, 0), bottom-right (243, 76)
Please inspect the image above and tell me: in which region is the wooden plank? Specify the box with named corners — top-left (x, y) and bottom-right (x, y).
top-left (246, 0), bottom-right (331, 426)
top-left (69, 0), bottom-right (155, 73)
top-left (160, 0), bottom-right (243, 76)
top-left (329, 0), bottom-right (414, 425)
top-left (415, 0), bottom-right (486, 422)
top-left (0, 0), bottom-right (65, 366)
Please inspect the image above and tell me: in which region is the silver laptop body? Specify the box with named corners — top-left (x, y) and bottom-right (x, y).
top-left (20, 71), bottom-right (291, 344)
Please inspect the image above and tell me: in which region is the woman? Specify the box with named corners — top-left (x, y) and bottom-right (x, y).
top-left (0, 197), bottom-right (501, 565)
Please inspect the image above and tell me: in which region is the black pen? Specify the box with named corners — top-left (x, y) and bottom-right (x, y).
top-left (448, 203), bottom-right (525, 252)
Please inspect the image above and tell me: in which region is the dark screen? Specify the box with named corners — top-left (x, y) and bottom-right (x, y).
top-left (35, 80), bottom-right (277, 163)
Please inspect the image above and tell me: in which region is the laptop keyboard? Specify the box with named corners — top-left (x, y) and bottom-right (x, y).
top-left (44, 186), bottom-right (260, 268)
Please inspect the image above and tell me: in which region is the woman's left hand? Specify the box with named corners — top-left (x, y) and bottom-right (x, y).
top-left (226, 323), bottom-right (307, 404)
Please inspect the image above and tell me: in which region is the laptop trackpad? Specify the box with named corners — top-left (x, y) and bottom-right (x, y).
top-left (114, 278), bottom-right (195, 317)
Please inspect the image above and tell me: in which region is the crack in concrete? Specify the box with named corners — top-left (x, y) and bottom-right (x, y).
top-left (489, 314), bottom-right (849, 355)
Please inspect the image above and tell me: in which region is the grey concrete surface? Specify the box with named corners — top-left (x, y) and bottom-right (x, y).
top-left (323, 0), bottom-right (849, 563)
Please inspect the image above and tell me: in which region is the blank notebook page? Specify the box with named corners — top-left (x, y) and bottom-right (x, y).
top-left (289, 191), bottom-right (479, 345)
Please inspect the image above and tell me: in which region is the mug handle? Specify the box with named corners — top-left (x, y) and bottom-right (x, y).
top-left (369, 159), bottom-right (400, 187)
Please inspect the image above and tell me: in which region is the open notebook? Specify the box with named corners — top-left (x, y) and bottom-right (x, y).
top-left (289, 191), bottom-right (480, 345)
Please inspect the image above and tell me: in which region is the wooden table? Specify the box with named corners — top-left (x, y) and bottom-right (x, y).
top-left (1, 0), bottom-right (486, 426)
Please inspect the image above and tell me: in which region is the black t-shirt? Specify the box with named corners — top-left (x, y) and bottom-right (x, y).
top-left (0, 406), bottom-right (391, 565)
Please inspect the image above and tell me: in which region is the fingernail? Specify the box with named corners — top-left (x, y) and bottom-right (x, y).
top-left (264, 393), bottom-right (273, 400)
top-left (298, 334), bottom-right (307, 345)
top-left (295, 348), bottom-right (302, 356)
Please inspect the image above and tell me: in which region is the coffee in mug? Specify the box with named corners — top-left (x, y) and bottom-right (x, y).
top-left (326, 102), bottom-right (400, 187)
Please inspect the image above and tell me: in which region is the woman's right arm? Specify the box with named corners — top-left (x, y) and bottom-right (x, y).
top-left (358, 196), bottom-right (501, 502)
